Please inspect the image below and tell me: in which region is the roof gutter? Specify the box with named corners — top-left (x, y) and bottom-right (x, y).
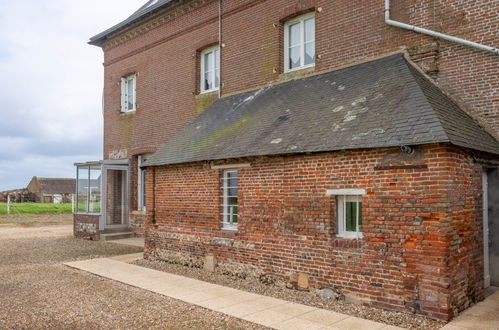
top-left (384, 0), bottom-right (499, 55)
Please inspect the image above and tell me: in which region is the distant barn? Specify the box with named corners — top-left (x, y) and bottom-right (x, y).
top-left (27, 177), bottom-right (76, 204)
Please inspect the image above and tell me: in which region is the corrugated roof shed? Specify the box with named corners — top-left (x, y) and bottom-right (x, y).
top-left (144, 53), bottom-right (499, 167)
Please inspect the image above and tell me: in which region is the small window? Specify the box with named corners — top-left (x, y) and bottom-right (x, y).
top-left (121, 74), bottom-right (136, 112)
top-left (337, 195), bottom-right (362, 239)
top-left (284, 12), bottom-right (315, 72)
top-left (137, 155), bottom-right (147, 211)
top-left (221, 170), bottom-right (238, 230)
top-left (200, 46), bottom-right (220, 93)
top-left (76, 165), bottom-right (101, 214)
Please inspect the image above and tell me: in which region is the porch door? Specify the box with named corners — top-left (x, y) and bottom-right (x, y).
top-left (103, 166), bottom-right (129, 229)
top-left (487, 168), bottom-right (499, 287)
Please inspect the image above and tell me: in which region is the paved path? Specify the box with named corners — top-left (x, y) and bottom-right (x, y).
top-left (442, 288), bottom-right (499, 330)
top-left (65, 255), bottom-right (403, 330)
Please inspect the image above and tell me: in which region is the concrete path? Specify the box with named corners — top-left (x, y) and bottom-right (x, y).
top-left (442, 288), bottom-right (499, 330)
top-left (64, 255), bottom-right (403, 330)
top-left (107, 237), bottom-right (144, 247)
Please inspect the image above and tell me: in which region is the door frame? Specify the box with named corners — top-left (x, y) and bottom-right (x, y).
top-left (100, 162), bottom-right (130, 231)
top-left (483, 169), bottom-right (491, 288)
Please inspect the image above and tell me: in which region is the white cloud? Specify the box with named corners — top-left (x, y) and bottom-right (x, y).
top-left (0, 0), bottom-right (142, 190)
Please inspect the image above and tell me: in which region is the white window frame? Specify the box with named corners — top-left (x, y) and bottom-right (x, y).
top-left (221, 169), bottom-right (238, 230)
top-left (284, 12), bottom-right (316, 72)
top-left (337, 195), bottom-right (363, 239)
top-left (200, 45), bottom-right (220, 94)
top-left (137, 155), bottom-right (146, 211)
top-left (121, 74), bottom-right (136, 112)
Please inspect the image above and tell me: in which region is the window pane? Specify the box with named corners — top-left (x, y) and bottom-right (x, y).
top-left (228, 197), bottom-right (238, 206)
top-left (304, 42), bottom-right (315, 65)
top-left (228, 186), bottom-right (237, 196)
top-left (214, 48), bottom-right (220, 70)
top-left (289, 46), bottom-right (301, 69)
top-left (77, 167), bottom-right (89, 213)
top-left (304, 18), bottom-right (315, 43)
top-left (215, 67), bottom-right (220, 89)
top-left (289, 23), bottom-right (301, 47)
top-left (229, 205), bottom-right (238, 223)
top-left (127, 78), bottom-right (134, 110)
top-left (89, 166), bottom-right (101, 213)
top-left (345, 201), bottom-right (357, 232)
top-left (204, 72), bottom-right (213, 91)
top-left (204, 52), bottom-right (213, 73)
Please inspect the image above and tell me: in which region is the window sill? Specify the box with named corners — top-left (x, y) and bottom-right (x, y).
top-left (332, 237), bottom-right (363, 249)
top-left (200, 88), bottom-right (219, 95)
top-left (120, 110), bottom-right (136, 114)
top-left (284, 64), bottom-right (315, 74)
top-left (279, 65), bottom-right (315, 82)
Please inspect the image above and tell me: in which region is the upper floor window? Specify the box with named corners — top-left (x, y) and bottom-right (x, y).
top-left (200, 45), bottom-right (220, 93)
top-left (284, 12), bottom-right (315, 72)
top-left (121, 74), bottom-right (136, 112)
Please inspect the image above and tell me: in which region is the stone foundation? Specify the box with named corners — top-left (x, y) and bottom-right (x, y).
top-left (73, 213), bottom-right (100, 240)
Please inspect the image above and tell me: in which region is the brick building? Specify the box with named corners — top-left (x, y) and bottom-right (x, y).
top-left (27, 177), bottom-right (76, 204)
top-left (75, 0), bottom-right (499, 320)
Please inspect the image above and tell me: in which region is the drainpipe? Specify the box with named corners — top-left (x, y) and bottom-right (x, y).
top-left (384, 0), bottom-right (499, 55)
top-left (218, 0), bottom-right (222, 98)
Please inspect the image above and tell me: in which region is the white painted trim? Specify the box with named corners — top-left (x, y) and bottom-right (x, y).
top-left (283, 12), bottom-right (316, 73)
top-left (121, 74), bottom-right (137, 112)
top-left (336, 195), bottom-right (363, 239)
top-left (211, 163), bottom-right (250, 170)
top-left (200, 45), bottom-right (220, 93)
top-left (483, 169), bottom-right (491, 288)
top-left (326, 189), bottom-right (366, 196)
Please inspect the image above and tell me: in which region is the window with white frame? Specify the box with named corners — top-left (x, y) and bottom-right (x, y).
top-left (121, 74), bottom-right (136, 112)
top-left (284, 12), bottom-right (315, 72)
top-left (221, 170), bottom-right (238, 229)
top-left (137, 155), bottom-right (147, 211)
top-left (200, 45), bottom-right (220, 93)
top-left (337, 195), bottom-right (363, 239)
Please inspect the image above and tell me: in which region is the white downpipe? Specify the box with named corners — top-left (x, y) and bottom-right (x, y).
top-left (218, 0), bottom-right (222, 99)
top-left (385, 0), bottom-right (499, 55)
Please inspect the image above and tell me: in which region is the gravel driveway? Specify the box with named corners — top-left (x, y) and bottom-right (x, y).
top-left (0, 225), bottom-right (267, 329)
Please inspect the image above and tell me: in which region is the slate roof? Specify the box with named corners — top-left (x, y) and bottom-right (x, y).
top-left (38, 178), bottom-right (76, 195)
top-left (144, 53), bottom-right (499, 167)
top-left (90, 0), bottom-right (176, 44)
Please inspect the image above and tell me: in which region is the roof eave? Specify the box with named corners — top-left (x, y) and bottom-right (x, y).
top-left (88, 0), bottom-right (177, 48)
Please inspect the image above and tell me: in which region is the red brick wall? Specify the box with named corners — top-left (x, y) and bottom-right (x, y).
top-left (100, 0), bottom-right (498, 162)
top-left (143, 144), bottom-right (492, 320)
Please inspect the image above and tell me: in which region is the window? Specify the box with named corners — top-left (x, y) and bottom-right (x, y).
top-left (200, 46), bottom-right (220, 93)
top-left (121, 74), bottom-right (136, 112)
top-left (137, 155), bottom-right (147, 211)
top-left (337, 195), bottom-right (362, 239)
top-left (284, 12), bottom-right (315, 72)
top-left (221, 170), bottom-right (238, 229)
top-left (76, 165), bottom-right (101, 214)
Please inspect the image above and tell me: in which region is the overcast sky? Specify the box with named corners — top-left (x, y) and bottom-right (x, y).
top-left (0, 0), bottom-right (142, 191)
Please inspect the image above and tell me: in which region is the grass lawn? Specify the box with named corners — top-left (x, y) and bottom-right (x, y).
top-left (0, 203), bottom-right (72, 215)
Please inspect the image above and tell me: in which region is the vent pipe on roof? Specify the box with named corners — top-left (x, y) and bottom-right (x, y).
top-left (384, 0), bottom-right (499, 55)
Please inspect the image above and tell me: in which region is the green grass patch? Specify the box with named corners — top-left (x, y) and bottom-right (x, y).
top-left (0, 203), bottom-right (73, 215)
